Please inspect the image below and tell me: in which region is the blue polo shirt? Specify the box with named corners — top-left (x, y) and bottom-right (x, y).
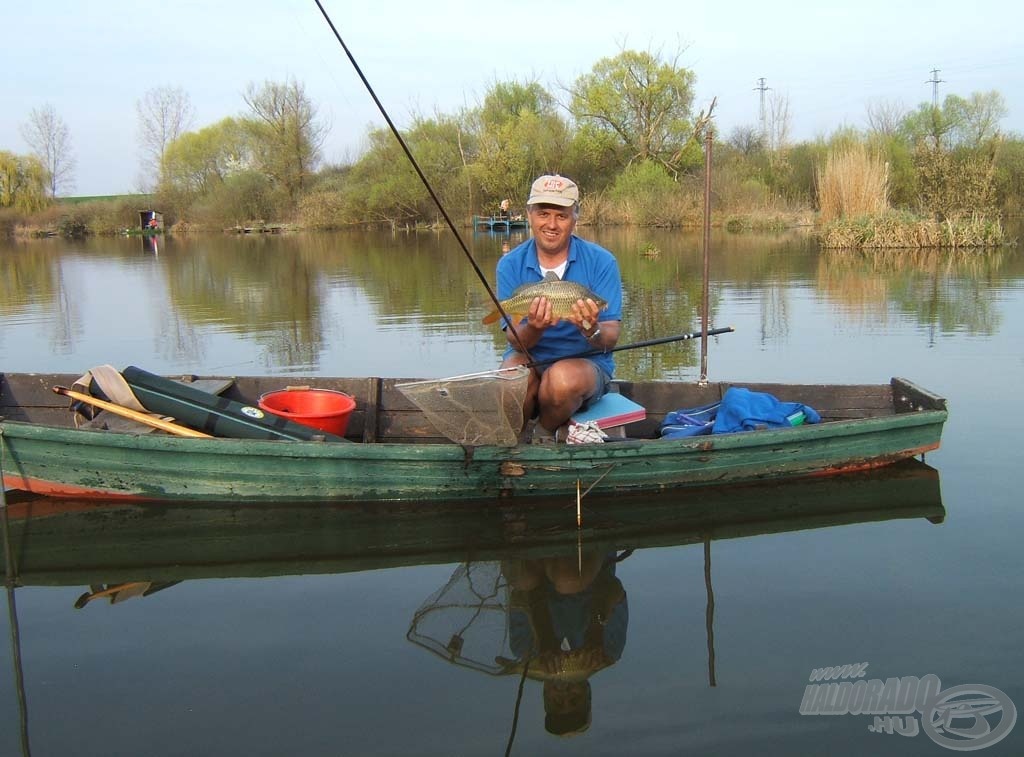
top-left (496, 235), bottom-right (623, 378)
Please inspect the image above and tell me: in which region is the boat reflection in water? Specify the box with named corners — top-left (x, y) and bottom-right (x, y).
top-left (2, 458), bottom-right (943, 590)
top-left (401, 459), bottom-right (944, 742)
top-left (2, 459), bottom-right (944, 752)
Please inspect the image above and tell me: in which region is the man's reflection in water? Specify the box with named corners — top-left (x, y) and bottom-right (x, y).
top-left (499, 551), bottom-right (628, 736)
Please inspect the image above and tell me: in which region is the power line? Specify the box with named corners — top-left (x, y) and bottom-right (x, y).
top-left (754, 77), bottom-right (771, 135)
top-left (926, 68), bottom-right (945, 106)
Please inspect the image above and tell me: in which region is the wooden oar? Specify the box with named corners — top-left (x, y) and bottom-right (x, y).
top-left (73, 580), bottom-right (182, 609)
top-left (74, 582), bottom-right (148, 609)
top-left (53, 386), bottom-right (212, 438)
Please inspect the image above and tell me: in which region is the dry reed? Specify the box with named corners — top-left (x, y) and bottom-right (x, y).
top-left (816, 144), bottom-right (889, 223)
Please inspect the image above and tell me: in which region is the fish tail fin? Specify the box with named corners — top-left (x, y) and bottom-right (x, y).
top-left (483, 309), bottom-right (523, 326)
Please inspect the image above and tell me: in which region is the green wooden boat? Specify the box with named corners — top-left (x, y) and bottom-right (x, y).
top-left (0, 371), bottom-right (947, 503)
top-left (1, 460), bottom-right (943, 588)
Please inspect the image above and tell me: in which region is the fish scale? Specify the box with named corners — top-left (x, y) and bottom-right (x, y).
top-left (482, 272), bottom-right (606, 325)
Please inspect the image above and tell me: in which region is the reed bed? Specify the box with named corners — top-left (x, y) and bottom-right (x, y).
top-left (820, 211), bottom-right (1009, 249)
top-left (816, 144), bottom-right (889, 224)
top-left (725, 213), bottom-right (800, 232)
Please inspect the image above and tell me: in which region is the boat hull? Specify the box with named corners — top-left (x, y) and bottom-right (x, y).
top-left (1, 406), bottom-right (945, 503)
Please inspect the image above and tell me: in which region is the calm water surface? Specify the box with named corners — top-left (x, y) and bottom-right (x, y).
top-left (1, 227), bottom-right (1023, 755)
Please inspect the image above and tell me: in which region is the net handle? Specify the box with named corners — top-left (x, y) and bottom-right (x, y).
top-left (396, 365), bottom-right (529, 388)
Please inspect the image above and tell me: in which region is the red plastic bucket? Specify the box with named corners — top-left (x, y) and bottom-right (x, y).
top-left (258, 388), bottom-right (356, 436)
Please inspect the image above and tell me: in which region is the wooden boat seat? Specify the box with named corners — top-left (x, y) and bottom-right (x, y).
top-left (80, 378), bottom-right (236, 434)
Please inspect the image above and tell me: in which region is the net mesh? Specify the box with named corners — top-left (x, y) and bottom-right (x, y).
top-left (397, 366), bottom-right (529, 446)
top-left (406, 561), bottom-right (513, 675)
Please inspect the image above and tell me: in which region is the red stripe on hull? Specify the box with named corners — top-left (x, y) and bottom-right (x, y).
top-left (806, 444), bottom-right (938, 478)
top-left (3, 473), bottom-right (150, 502)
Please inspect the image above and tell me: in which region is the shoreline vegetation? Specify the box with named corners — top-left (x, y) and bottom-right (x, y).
top-left (2, 198), bottom-right (1014, 251)
top-left (4, 52), bottom-right (1021, 250)
top-left (3, 140), bottom-right (1015, 249)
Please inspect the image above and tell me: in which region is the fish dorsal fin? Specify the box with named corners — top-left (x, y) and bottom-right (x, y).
top-left (509, 270), bottom-right (561, 296)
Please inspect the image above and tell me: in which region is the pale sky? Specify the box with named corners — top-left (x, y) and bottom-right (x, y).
top-left (4, 0), bottom-right (1022, 196)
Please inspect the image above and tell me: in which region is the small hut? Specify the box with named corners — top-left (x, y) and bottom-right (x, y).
top-left (139, 210), bottom-right (164, 234)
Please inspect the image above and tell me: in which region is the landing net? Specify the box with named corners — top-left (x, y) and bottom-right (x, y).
top-left (406, 561), bottom-right (513, 676)
top-left (397, 366), bottom-right (529, 447)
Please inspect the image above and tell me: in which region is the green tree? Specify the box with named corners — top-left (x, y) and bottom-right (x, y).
top-left (343, 128), bottom-right (422, 224)
top-left (242, 78), bottom-right (327, 210)
top-left (992, 134), bottom-right (1024, 215)
top-left (567, 48), bottom-right (698, 176)
top-left (473, 80), bottom-right (571, 206)
top-left (608, 159), bottom-right (678, 225)
top-left (402, 113), bottom-right (474, 222)
top-left (914, 142), bottom-right (997, 220)
top-left (342, 113), bottom-right (470, 225)
top-left (867, 132), bottom-right (917, 208)
top-left (195, 170), bottom-right (275, 226)
top-left (561, 123), bottom-right (624, 195)
top-left (944, 91), bottom-right (1007, 148)
top-left (0, 150), bottom-right (48, 212)
top-left (159, 118), bottom-right (252, 213)
top-left (900, 91), bottom-right (1008, 150)
top-left (900, 103), bottom-right (954, 148)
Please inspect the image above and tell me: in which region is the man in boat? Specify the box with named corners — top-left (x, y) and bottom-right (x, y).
top-left (496, 174), bottom-right (623, 441)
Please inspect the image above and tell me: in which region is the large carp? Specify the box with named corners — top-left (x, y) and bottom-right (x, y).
top-left (482, 272), bottom-right (606, 325)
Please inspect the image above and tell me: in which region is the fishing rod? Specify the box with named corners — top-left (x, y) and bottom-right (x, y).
top-left (526, 326), bottom-right (735, 369)
top-left (1, 432), bottom-right (33, 757)
top-left (311, 1), bottom-right (527, 353)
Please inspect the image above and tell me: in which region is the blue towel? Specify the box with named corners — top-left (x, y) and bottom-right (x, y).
top-left (711, 387), bottom-right (821, 433)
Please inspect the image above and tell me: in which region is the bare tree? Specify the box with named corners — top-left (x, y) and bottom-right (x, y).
top-left (865, 98), bottom-right (907, 136)
top-left (727, 125), bottom-right (764, 156)
top-left (136, 86), bottom-right (195, 184)
top-left (20, 104), bottom-right (76, 197)
top-left (765, 92), bottom-right (791, 154)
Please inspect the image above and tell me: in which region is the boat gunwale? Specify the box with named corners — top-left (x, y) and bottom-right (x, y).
top-left (0, 405), bottom-right (948, 461)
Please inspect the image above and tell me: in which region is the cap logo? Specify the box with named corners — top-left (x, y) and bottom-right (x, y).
top-left (542, 178), bottom-right (566, 191)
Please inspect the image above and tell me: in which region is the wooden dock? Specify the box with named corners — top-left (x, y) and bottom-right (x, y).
top-left (224, 224), bottom-right (285, 234)
top-left (473, 215), bottom-right (527, 232)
